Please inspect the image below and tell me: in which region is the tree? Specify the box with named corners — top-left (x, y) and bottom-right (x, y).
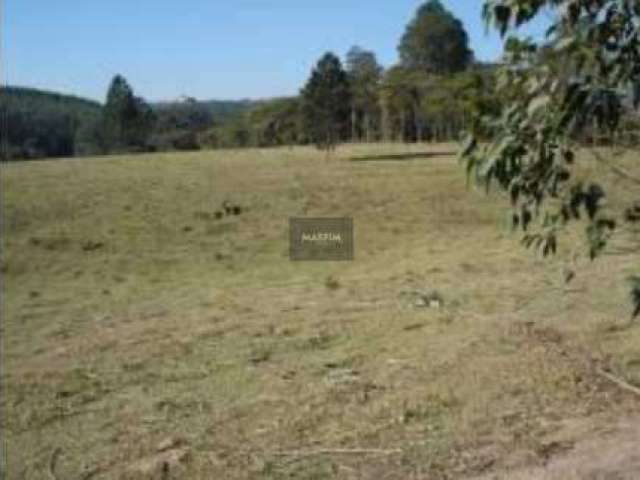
top-left (154, 97), bottom-right (212, 134)
top-left (419, 69), bottom-right (500, 142)
top-left (301, 52), bottom-right (351, 151)
top-left (103, 75), bottom-right (133, 149)
top-left (247, 97), bottom-right (303, 147)
top-left (150, 97), bottom-right (213, 151)
top-left (103, 75), bottom-right (155, 152)
top-left (399, 0), bottom-right (473, 74)
top-left (346, 46), bottom-right (383, 142)
top-left (461, 0), bottom-right (640, 317)
top-left (379, 66), bottom-right (424, 142)
top-left (379, 66), bottom-right (491, 143)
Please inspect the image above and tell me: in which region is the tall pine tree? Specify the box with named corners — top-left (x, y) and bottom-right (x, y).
top-left (301, 53), bottom-right (351, 151)
top-left (103, 75), bottom-right (155, 152)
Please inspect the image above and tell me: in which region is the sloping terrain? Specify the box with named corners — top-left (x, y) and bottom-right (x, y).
top-left (1, 86), bottom-right (103, 160)
top-left (1, 144), bottom-right (638, 479)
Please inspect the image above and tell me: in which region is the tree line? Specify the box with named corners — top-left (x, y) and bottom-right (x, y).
top-left (216, 0), bottom-right (501, 151)
top-left (1, 0), bottom-right (502, 160)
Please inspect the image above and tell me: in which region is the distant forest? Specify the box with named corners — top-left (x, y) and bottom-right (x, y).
top-left (0, 86), bottom-right (259, 160)
top-left (2, 87), bottom-right (103, 160)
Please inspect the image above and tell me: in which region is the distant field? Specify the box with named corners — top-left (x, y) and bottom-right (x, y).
top-left (1, 144), bottom-right (639, 479)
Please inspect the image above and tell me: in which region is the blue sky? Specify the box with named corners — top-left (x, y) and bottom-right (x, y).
top-left (4, 1), bottom-right (550, 102)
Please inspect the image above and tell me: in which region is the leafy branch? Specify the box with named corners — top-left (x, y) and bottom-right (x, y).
top-left (462, 0), bottom-right (640, 317)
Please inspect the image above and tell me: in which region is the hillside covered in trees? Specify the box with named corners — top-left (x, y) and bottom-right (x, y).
top-left (0, 85), bottom-right (259, 160)
top-left (1, 87), bottom-right (102, 160)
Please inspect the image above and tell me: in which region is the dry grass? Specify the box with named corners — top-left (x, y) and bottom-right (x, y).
top-left (1, 143), bottom-right (639, 479)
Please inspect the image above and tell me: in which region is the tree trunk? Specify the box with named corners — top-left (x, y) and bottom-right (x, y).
top-left (364, 112), bottom-right (371, 143)
top-left (351, 107), bottom-right (357, 143)
top-left (381, 102), bottom-right (390, 142)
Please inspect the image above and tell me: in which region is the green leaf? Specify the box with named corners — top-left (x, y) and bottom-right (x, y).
top-left (460, 134), bottom-right (477, 158)
top-left (553, 37), bottom-right (575, 52)
top-left (527, 95), bottom-right (551, 117)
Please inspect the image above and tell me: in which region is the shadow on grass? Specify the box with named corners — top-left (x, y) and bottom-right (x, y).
top-left (349, 151), bottom-right (457, 162)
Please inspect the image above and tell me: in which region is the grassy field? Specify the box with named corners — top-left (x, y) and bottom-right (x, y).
top-left (1, 143), bottom-right (639, 479)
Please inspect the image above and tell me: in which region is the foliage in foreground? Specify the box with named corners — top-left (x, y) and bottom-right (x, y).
top-left (461, 0), bottom-right (640, 317)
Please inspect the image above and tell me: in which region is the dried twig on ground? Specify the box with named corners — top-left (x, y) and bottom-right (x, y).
top-left (596, 368), bottom-right (640, 398)
top-left (271, 448), bottom-right (402, 457)
top-left (48, 448), bottom-right (62, 480)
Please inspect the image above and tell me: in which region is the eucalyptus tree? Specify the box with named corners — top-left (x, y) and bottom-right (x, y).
top-left (461, 0), bottom-right (640, 317)
top-left (346, 46), bottom-right (383, 142)
top-left (399, 0), bottom-right (473, 74)
top-left (379, 66), bottom-right (427, 142)
top-left (380, 66), bottom-right (492, 143)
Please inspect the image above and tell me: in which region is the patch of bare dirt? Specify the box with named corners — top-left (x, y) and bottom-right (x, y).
top-left (471, 415), bottom-right (640, 480)
top-left (121, 437), bottom-right (190, 479)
